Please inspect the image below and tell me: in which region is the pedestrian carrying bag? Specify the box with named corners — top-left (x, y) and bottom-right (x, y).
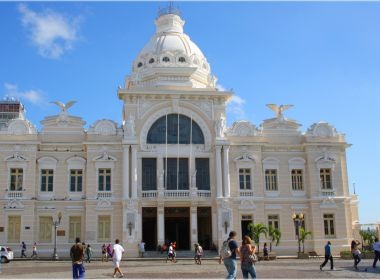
top-left (248, 253), bottom-right (257, 264)
top-left (220, 240), bottom-right (232, 258)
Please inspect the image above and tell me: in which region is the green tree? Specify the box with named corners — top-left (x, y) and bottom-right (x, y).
top-left (268, 225), bottom-right (282, 252)
top-left (299, 227), bottom-right (312, 253)
top-left (247, 223), bottom-right (268, 253)
top-left (359, 229), bottom-right (377, 250)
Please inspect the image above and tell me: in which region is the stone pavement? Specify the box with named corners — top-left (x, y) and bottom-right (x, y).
top-left (0, 258), bottom-right (379, 279)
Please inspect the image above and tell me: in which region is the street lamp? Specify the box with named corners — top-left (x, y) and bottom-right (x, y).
top-left (292, 212), bottom-right (304, 254)
top-left (52, 212), bottom-right (62, 260)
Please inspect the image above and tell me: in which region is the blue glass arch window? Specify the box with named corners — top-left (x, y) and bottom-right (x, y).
top-left (147, 114), bottom-right (205, 144)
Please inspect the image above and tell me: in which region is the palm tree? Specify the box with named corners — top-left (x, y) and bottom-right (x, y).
top-left (299, 227), bottom-right (312, 253)
top-left (268, 225), bottom-right (282, 252)
top-left (247, 223), bottom-right (268, 253)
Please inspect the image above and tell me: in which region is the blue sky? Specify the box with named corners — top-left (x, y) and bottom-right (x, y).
top-left (0, 2), bottom-right (379, 224)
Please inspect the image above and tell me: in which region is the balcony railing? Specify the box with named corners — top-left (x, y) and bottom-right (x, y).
top-left (141, 190), bottom-right (158, 199)
top-left (197, 190), bottom-right (211, 198)
top-left (321, 189), bottom-right (335, 197)
top-left (7, 190), bottom-right (23, 199)
top-left (97, 191), bottom-right (112, 199)
top-left (165, 190), bottom-right (190, 198)
top-left (239, 190), bottom-right (254, 197)
top-left (141, 190), bottom-right (211, 199)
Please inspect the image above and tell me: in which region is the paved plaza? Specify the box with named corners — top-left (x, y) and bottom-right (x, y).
top-left (0, 258), bottom-right (379, 279)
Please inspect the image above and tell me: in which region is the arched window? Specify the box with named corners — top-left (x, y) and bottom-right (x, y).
top-left (137, 62), bottom-right (143, 68)
top-left (147, 114), bottom-right (204, 144)
top-left (178, 57), bottom-right (186, 63)
top-left (162, 56), bottom-right (170, 62)
top-left (149, 58), bottom-right (155, 64)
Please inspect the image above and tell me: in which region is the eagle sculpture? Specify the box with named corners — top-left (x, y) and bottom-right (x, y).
top-left (50, 100), bottom-right (76, 113)
top-left (266, 104), bottom-right (293, 119)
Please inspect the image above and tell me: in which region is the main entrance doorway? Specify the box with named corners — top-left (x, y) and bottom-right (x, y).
top-left (165, 207), bottom-right (190, 250)
top-left (142, 207), bottom-right (157, 250)
top-left (197, 207), bottom-right (212, 249)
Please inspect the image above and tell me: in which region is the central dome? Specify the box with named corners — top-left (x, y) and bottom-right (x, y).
top-left (127, 11), bottom-right (217, 89)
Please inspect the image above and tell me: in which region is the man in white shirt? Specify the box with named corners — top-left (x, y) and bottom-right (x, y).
top-left (373, 237), bottom-right (380, 268)
top-left (112, 239), bottom-right (125, 278)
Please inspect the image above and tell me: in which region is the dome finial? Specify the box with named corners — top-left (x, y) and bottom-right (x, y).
top-left (157, 1), bottom-right (181, 19)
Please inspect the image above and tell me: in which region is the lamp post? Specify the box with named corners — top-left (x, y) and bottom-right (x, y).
top-left (52, 212), bottom-right (62, 260)
top-left (292, 212), bottom-right (304, 254)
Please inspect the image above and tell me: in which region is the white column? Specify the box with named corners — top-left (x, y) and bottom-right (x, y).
top-left (190, 206), bottom-right (198, 244)
top-left (223, 146), bottom-right (231, 198)
top-left (131, 145), bottom-right (138, 199)
top-left (215, 146), bottom-right (223, 197)
top-left (157, 207), bottom-right (165, 245)
top-left (123, 145), bottom-right (130, 200)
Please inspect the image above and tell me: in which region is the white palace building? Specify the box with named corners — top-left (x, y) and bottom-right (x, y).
top-left (0, 9), bottom-right (359, 257)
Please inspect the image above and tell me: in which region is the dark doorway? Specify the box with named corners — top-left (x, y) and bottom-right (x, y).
top-left (142, 207), bottom-right (157, 250)
top-left (197, 207), bottom-right (212, 249)
top-left (241, 216), bottom-right (253, 240)
top-left (165, 207), bottom-right (190, 250)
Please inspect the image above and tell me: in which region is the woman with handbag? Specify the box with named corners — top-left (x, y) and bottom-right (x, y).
top-left (239, 235), bottom-right (257, 279)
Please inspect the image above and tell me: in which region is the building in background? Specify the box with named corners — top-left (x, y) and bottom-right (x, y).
top-left (0, 9), bottom-right (359, 257)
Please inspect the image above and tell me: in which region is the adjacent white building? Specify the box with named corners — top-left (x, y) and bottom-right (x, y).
top-left (0, 9), bottom-right (359, 256)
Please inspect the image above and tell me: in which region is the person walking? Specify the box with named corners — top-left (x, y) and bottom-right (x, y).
top-left (239, 235), bottom-right (257, 279)
top-left (85, 244), bottom-right (92, 263)
top-left (101, 244), bottom-right (107, 262)
top-left (351, 240), bottom-right (361, 270)
top-left (112, 239), bottom-right (125, 278)
top-left (166, 242), bottom-right (176, 263)
top-left (20, 241), bottom-right (27, 258)
top-left (31, 242), bottom-right (38, 259)
top-left (138, 240), bottom-right (146, 258)
top-left (372, 237), bottom-right (380, 268)
top-left (263, 243), bottom-right (269, 260)
top-left (320, 241), bottom-right (334, 270)
top-left (107, 243), bottom-right (113, 260)
top-left (70, 237), bottom-right (85, 279)
top-left (194, 243), bottom-right (203, 265)
top-left (219, 230), bottom-right (240, 279)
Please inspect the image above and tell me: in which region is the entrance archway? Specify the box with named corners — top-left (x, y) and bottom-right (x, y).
top-left (165, 207), bottom-right (190, 250)
top-left (142, 207), bottom-right (157, 250)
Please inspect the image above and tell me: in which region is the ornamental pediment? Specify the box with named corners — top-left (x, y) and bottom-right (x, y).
top-left (260, 117), bottom-right (301, 135)
top-left (40, 114), bottom-right (85, 134)
top-left (306, 122), bottom-right (338, 138)
top-left (88, 119), bottom-right (119, 136)
top-left (6, 119), bottom-right (37, 135)
top-left (226, 120), bottom-right (256, 137)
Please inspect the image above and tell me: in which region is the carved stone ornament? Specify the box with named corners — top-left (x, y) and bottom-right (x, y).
top-left (226, 120), bottom-right (256, 137)
top-left (5, 200), bottom-right (24, 209)
top-left (307, 122), bottom-right (338, 137)
top-left (88, 119), bottom-right (118, 135)
top-left (7, 119), bottom-right (36, 135)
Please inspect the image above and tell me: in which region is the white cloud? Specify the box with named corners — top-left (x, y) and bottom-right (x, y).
top-left (4, 83), bottom-right (45, 105)
top-left (227, 95), bottom-right (246, 119)
top-left (18, 4), bottom-right (80, 59)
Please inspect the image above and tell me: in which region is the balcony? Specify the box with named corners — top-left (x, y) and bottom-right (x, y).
top-left (321, 189), bottom-right (336, 197)
top-left (141, 189), bottom-right (211, 199)
top-left (97, 191), bottom-right (112, 199)
top-left (239, 190), bottom-right (254, 197)
top-left (7, 190), bottom-right (24, 199)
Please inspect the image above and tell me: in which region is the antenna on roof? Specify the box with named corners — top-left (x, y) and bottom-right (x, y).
top-left (157, 1), bottom-right (181, 18)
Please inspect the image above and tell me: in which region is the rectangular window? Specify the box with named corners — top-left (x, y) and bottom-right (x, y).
top-left (39, 216), bottom-right (52, 243)
top-left (142, 158), bottom-right (157, 191)
top-left (70, 170), bottom-right (83, 192)
top-left (98, 215), bottom-right (111, 242)
top-left (323, 214), bottom-right (335, 237)
top-left (320, 168), bottom-right (332, 189)
top-left (196, 158), bottom-right (210, 190)
top-left (98, 168), bottom-right (111, 191)
top-left (291, 169), bottom-right (303, 191)
top-left (7, 215), bottom-right (21, 243)
top-left (69, 216), bottom-right (82, 243)
top-left (41, 169), bottom-right (54, 192)
top-left (10, 168), bottom-right (23, 191)
top-left (268, 214), bottom-right (280, 230)
top-left (265, 169), bottom-right (278, 191)
top-left (164, 158), bottom-right (189, 190)
top-left (239, 168), bottom-right (251, 190)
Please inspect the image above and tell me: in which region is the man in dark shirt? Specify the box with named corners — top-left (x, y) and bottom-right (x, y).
top-left (320, 241), bottom-right (334, 270)
top-left (219, 231), bottom-right (240, 279)
top-left (70, 237), bottom-right (85, 279)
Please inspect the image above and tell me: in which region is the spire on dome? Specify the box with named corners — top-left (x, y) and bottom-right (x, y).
top-left (157, 2), bottom-right (181, 19)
